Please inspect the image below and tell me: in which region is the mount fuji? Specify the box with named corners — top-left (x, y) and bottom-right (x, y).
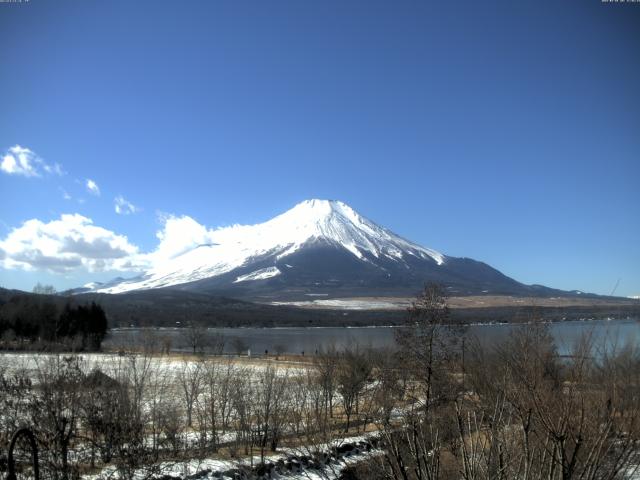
top-left (81, 199), bottom-right (568, 300)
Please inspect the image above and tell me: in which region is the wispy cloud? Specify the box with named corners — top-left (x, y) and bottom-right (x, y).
top-left (114, 195), bottom-right (139, 215)
top-left (59, 187), bottom-right (72, 200)
top-left (0, 145), bottom-right (63, 178)
top-left (85, 178), bottom-right (100, 196)
top-left (43, 162), bottom-right (65, 176)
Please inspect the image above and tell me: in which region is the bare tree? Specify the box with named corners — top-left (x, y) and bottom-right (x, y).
top-left (179, 357), bottom-right (204, 428)
top-left (29, 355), bottom-right (84, 480)
top-left (336, 346), bottom-right (372, 433)
top-left (314, 344), bottom-right (339, 422)
top-left (372, 284), bottom-right (459, 480)
top-left (230, 366), bottom-right (255, 457)
top-left (208, 332), bottom-right (226, 355)
top-left (458, 323), bottom-right (640, 480)
top-left (104, 352), bottom-right (173, 480)
top-left (182, 321), bottom-right (207, 354)
top-left (145, 354), bottom-right (174, 457)
top-left (254, 365), bottom-right (290, 463)
top-left (232, 337), bottom-right (249, 356)
top-left (200, 356), bottom-right (235, 453)
top-left (33, 282), bottom-right (57, 295)
top-left (396, 283), bottom-right (459, 413)
top-left (0, 366), bottom-right (32, 454)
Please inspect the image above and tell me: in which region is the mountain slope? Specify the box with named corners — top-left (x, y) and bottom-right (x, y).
top-left (85, 199), bottom-right (567, 299)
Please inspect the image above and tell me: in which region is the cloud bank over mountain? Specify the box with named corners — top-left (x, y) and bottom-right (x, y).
top-left (0, 211), bottom-right (219, 276)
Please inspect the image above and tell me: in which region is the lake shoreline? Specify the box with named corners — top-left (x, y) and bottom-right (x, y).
top-left (2, 317), bottom-right (638, 358)
top-left (101, 318), bottom-right (640, 357)
top-left (108, 314), bottom-right (639, 332)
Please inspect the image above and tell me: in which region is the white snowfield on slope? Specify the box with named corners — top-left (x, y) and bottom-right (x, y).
top-left (94, 199), bottom-right (445, 294)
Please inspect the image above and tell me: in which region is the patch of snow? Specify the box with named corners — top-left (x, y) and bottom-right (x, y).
top-left (83, 432), bottom-right (381, 480)
top-left (625, 464), bottom-right (640, 479)
top-left (272, 298), bottom-right (410, 310)
top-left (234, 266), bottom-right (281, 283)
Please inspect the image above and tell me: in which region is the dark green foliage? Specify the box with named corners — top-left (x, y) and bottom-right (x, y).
top-left (57, 302), bottom-right (108, 350)
top-left (0, 294), bottom-right (108, 351)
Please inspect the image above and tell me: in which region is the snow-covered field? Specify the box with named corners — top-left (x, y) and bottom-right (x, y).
top-left (271, 297), bottom-right (410, 310)
top-left (0, 352), bottom-right (307, 381)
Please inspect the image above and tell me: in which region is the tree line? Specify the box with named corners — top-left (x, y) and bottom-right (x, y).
top-left (0, 290), bottom-right (108, 351)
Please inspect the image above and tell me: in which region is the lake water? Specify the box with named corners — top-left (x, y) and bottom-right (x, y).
top-left (104, 318), bottom-right (640, 357)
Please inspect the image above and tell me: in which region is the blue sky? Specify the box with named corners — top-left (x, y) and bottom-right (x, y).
top-left (1, 0), bottom-right (639, 296)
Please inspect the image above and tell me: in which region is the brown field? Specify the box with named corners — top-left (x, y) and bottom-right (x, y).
top-left (275, 294), bottom-right (639, 311)
top-left (447, 294), bottom-right (638, 308)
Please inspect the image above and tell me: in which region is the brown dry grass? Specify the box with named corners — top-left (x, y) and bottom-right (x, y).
top-left (273, 294), bottom-right (638, 311)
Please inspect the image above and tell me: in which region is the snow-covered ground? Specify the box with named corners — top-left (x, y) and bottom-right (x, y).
top-left (234, 266), bottom-right (281, 283)
top-left (83, 433), bottom-right (381, 480)
top-left (0, 352), bottom-right (307, 381)
top-left (271, 297), bottom-right (410, 310)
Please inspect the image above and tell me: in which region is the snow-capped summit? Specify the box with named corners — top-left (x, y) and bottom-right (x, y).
top-left (251, 199), bottom-right (444, 265)
top-left (88, 199), bottom-right (531, 298)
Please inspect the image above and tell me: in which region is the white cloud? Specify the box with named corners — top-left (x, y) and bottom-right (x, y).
top-left (1, 146), bottom-right (38, 177)
top-left (2, 145), bottom-right (38, 177)
top-left (114, 195), bottom-right (139, 215)
top-left (0, 214), bottom-right (141, 273)
top-left (148, 214), bottom-right (217, 264)
top-left (86, 179), bottom-right (100, 196)
top-left (1, 145), bottom-right (64, 177)
top-left (0, 211), bottom-right (224, 279)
